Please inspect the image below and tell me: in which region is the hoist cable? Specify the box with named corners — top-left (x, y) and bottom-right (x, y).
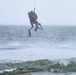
top-left (34, 0), bottom-right (36, 12)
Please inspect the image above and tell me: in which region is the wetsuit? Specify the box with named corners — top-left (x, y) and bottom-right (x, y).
top-left (28, 12), bottom-right (38, 24)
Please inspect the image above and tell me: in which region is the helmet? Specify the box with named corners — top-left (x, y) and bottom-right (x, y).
top-left (30, 10), bottom-right (33, 13)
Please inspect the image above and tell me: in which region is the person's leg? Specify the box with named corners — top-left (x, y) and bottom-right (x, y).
top-left (34, 21), bottom-right (38, 31)
top-left (28, 22), bottom-right (34, 37)
top-left (34, 21), bottom-right (43, 31)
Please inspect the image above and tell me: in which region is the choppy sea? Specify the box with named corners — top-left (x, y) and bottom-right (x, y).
top-left (0, 25), bottom-right (76, 75)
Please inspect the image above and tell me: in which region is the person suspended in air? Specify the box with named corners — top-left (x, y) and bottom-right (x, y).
top-left (28, 9), bottom-right (43, 37)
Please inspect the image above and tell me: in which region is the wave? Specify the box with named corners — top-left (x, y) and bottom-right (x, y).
top-left (0, 58), bottom-right (76, 73)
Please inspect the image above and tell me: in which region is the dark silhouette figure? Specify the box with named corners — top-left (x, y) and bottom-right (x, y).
top-left (28, 10), bottom-right (43, 37)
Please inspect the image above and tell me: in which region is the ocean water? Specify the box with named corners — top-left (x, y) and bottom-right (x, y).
top-left (0, 25), bottom-right (76, 61)
top-left (1, 25), bottom-right (76, 74)
top-left (18, 72), bottom-right (76, 75)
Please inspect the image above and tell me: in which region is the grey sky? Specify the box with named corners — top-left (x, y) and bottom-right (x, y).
top-left (0, 0), bottom-right (76, 25)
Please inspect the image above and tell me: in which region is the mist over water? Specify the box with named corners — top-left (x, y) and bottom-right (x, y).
top-left (0, 25), bottom-right (76, 61)
top-left (0, 25), bottom-right (76, 46)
